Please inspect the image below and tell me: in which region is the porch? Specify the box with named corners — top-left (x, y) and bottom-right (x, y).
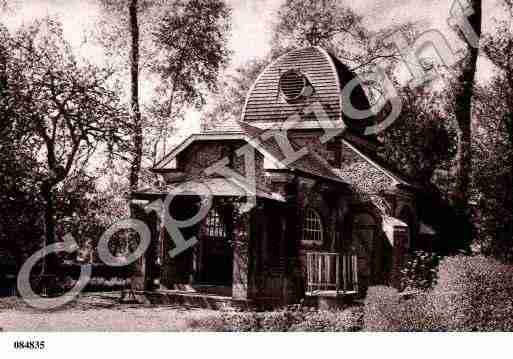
top-left (304, 251), bottom-right (359, 308)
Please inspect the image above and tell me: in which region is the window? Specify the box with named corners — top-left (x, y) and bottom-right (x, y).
top-left (279, 69), bottom-right (314, 102)
top-left (206, 209), bottom-right (226, 239)
top-left (302, 208), bottom-right (323, 242)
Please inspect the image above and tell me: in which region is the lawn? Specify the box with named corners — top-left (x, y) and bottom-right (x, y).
top-left (0, 293), bottom-right (363, 331)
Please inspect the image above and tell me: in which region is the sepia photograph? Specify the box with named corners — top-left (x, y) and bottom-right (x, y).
top-left (0, 0), bottom-right (512, 356)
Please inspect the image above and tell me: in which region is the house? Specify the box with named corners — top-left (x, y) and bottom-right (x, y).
top-left (131, 47), bottom-right (428, 308)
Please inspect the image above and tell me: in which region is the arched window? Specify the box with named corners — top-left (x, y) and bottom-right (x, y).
top-left (302, 208), bottom-right (323, 242)
top-left (206, 209), bottom-right (226, 239)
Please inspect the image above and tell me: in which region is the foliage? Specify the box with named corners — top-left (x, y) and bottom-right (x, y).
top-left (55, 173), bottom-right (129, 262)
top-left (450, 0), bottom-right (482, 211)
top-left (363, 286), bottom-right (402, 331)
top-left (202, 57), bottom-right (269, 130)
top-left (272, 0), bottom-right (364, 50)
top-left (271, 0), bottom-right (407, 73)
top-left (96, 0), bottom-right (232, 170)
top-left (0, 17), bottom-right (127, 256)
top-left (470, 3), bottom-right (513, 258)
top-left (0, 193), bottom-right (45, 270)
top-left (0, 25), bottom-right (46, 269)
top-left (433, 255), bottom-right (513, 331)
top-left (364, 255), bottom-right (513, 331)
top-left (364, 286), bottom-right (444, 331)
top-left (187, 307), bottom-right (363, 332)
top-left (379, 87), bottom-right (456, 184)
top-left (7, 17), bottom-right (125, 186)
top-left (400, 250), bottom-right (440, 291)
top-left (151, 0), bottom-right (231, 109)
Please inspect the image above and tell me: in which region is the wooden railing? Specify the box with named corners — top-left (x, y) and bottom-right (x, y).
top-left (306, 252), bottom-right (358, 295)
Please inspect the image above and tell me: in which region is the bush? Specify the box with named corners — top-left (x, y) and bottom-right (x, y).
top-left (187, 308), bottom-right (363, 332)
top-left (364, 255), bottom-right (513, 331)
top-left (400, 250), bottom-right (440, 291)
top-left (364, 286), bottom-right (444, 331)
top-left (363, 286), bottom-right (402, 331)
top-left (289, 308), bottom-right (362, 332)
top-left (187, 312), bottom-right (260, 332)
top-left (433, 255), bottom-right (513, 331)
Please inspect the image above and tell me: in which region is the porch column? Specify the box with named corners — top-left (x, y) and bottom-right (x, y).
top-left (232, 204), bottom-right (257, 300)
top-left (129, 198), bottom-right (161, 292)
top-left (129, 200), bottom-right (147, 293)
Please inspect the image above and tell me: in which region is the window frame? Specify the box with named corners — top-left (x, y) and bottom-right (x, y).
top-left (301, 207), bottom-right (324, 244)
top-left (205, 208), bottom-right (227, 240)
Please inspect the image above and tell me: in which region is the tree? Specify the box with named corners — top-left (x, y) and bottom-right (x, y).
top-left (5, 18), bottom-right (125, 266)
top-left (451, 0), bottom-right (482, 211)
top-left (472, 83), bottom-right (512, 258)
top-left (379, 86), bottom-right (455, 185)
top-left (129, 0), bottom-right (143, 193)
top-left (202, 57), bottom-right (270, 130)
top-left (96, 0), bottom-right (231, 181)
top-left (271, 0), bottom-right (410, 74)
top-left (272, 0), bottom-right (364, 50)
top-left (0, 25), bottom-right (45, 271)
top-left (149, 0), bottom-right (231, 156)
top-left (471, 0), bottom-right (513, 258)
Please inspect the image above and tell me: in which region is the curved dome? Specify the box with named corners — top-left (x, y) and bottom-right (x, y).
top-left (241, 47), bottom-right (375, 136)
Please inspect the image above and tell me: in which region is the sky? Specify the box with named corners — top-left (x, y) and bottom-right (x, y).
top-left (2, 0), bottom-right (506, 68)
top-left (0, 0), bottom-right (508, 145)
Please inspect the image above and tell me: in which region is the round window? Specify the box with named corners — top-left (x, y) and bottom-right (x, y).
top-left (279, 70), bottom-right (308, 101)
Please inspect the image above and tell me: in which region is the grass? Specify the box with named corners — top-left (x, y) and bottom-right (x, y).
top-left (0, 293), bottom-right (363, 332)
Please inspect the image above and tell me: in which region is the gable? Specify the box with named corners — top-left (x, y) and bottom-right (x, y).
top-left (333, 139), bottom-right (403, 194)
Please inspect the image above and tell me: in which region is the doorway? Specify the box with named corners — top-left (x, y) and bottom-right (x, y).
top-left (198, 208), bottom-right (233, 286)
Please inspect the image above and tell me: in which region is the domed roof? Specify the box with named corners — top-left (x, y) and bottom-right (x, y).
top-left (241, 47), bottom-right (375, 136)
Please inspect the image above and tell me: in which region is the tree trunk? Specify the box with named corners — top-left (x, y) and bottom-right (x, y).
top-left (41, 179), bottom-right (56, 273)
top-left (453, 0), bottom-right (482, 212)
top-left (129, 0), bottom-right (142, 193)
top-left (126, 0), bottom-right (148, 302)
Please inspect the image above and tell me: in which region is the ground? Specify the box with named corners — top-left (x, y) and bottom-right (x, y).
top-left (0, 293), bottom-right (363, 331)
top-left (0, 293), bottom-right (223, 331)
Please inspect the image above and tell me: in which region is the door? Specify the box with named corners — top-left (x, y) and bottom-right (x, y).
top-left (200, 209), bottom-right (233, 285)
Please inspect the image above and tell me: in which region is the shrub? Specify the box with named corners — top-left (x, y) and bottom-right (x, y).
top-left (433, 255), bottom-right (513, 331)
top-left (400, 250), bottom-right (440, 291)
top-left (187, 312), bottom-right (259, 332)
top-left (364, 255), bottom-right (513, 331)
top-left (289, 308), bottom-right (363, 332)
top-left (186, 308), bottom-right (363, 332)
top-left (363, 286), bottom-right (444, 331)
top-left (363, 286), bottom-right (402, 331)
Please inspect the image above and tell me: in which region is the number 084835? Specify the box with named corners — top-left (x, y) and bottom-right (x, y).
top-left (13, 340), bottom-right (45, 350)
